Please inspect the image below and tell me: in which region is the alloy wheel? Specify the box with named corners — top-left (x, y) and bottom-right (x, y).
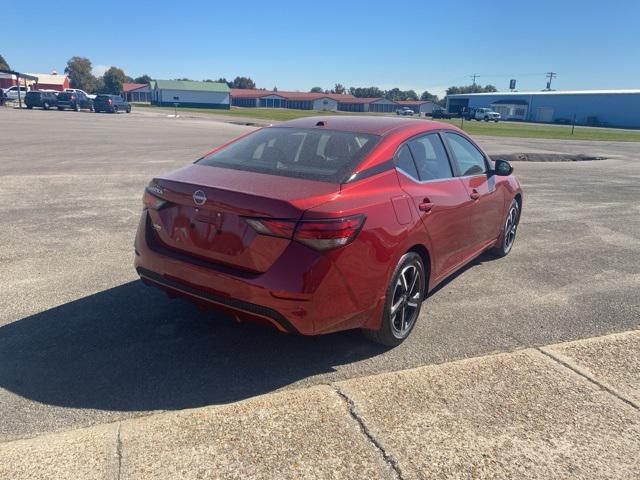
top-left (504, 205), bottom-right (518, 252)
top-left (390, 264), bottom-right (422, 338)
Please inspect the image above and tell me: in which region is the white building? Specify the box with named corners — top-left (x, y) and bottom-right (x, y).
top-left (152, 80), bottom-right (230, 109)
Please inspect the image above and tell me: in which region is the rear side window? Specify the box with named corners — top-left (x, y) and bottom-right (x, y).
top-left (444, 132), bottom-right (487, 176)
top-left (408, 134), bottom-right (453, 181)
top-left (394, 145), bottom-right (419, 179)
top-left (198, 127), bottom-right (379, 182)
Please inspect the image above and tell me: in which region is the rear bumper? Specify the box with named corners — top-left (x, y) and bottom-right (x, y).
top-left (133, 211), bottom-right (381, 335)
top-left (136, 266), bottom-right (300, 333)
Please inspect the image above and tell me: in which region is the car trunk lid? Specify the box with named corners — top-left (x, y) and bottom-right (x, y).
top-left (146, 164), bottom-right (339, 273)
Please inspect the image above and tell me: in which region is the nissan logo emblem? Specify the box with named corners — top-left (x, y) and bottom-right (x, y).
top-left (193, 190), bottom-right (207, 205)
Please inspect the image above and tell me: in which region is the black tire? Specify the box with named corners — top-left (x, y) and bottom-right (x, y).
top-left (126, 105), bottom-right (131, 113)
top-left (89, 104), bottom-right (94, 112)
top-left (363, 252), bottom-right (426, 346)
top-left (27, 105), bottom-right (33, 109)
top-left (74, 103), bottom-right (80, 112)
top-left (491, 198), bottom-right (520, 258)
top-left (113, 106), bottom-right (118, 113)
top-left (494, 119), bottom-right (499, 123)
top-left (43, 102), bottom-right (50, 110)
top-left (57, 107), bottom-right (63, 111)
top-left (484, 116), bottom-right (489, 122)
top-left (94, 109), bottom-right (100, 113)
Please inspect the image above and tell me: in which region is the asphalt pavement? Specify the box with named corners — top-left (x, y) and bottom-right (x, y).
top-left (1, 107), bottom-right (639, 441)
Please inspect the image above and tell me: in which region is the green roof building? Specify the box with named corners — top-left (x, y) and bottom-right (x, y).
top-left (151, 80), bottom-right (230, 109)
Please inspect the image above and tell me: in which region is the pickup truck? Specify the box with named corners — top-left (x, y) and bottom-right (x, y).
top-left (431, 107), bottom-right (455, 119)
top-left (395, 107), bottom-right (415, 116)
top-left (2, 85), bottom-right (30, 100)
top-left (65, 88), bottom-right (96, 100)
top-left (474, 108), bottom-right (501, 122)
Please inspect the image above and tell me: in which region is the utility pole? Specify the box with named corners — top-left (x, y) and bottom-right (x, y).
top-left (470, 73), bottom-right (480, 86)
top-left (545, 72), bottom-right (557, 90)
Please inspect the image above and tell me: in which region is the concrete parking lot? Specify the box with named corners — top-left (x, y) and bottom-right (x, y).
top-left (1, 107), bottom-right (639, 441)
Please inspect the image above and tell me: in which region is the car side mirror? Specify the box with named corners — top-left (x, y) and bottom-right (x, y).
top-left (493, 159), bottom-right (513, 176)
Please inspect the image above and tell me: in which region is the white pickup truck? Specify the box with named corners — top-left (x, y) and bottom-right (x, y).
top-left (2, 85), bottom-right (30, 100)
top-left (474, 108), bottom-right (501, 122)
top-left (65, 88), bottom-right (96, 100)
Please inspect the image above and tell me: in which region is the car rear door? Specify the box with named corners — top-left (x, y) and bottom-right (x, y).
top-left (394, 133), bottom-right (474, 280)
top-left (443, 131), bottom-right (504, 249)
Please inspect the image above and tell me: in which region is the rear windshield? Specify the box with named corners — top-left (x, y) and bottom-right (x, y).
top-left (197, 127), bottom-right (379, 182)
top-left (96, 95), bottom-right (111, 100)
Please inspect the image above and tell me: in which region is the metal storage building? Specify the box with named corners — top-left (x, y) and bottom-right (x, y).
top-left (396, 100), bottom-right (437, 115)
top-left (152, 80), bottom-right (230, 109)
top-left (446, 90), bottom-right (640, 128)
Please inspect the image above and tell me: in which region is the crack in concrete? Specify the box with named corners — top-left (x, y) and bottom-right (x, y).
top-left (115, 422), bottom-right (123, 480)
top-left (333, 386), bottom-right (404, 480)
top-left (536, 347), bottom-right (639, 410)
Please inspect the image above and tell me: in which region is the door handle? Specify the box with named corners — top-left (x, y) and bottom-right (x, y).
top-left (418, 199), bottom-right (434, 212)
top-left (470, 189), bottom-right (480, 200)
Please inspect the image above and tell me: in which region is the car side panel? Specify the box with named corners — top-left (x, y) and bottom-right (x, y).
top-left (395, 171), bottom-right (473, 280)
top-left (301, 169), bottom-right (428, 333)
top-left (458, 174), bottom-right (505, 247)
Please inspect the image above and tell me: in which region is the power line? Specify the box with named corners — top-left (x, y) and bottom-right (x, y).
top-left (545, 72), bottom-right (558, 90)
top-left (470, 73), bottom-right (480, 85)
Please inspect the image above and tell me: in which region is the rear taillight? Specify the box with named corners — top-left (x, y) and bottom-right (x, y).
top-left (71, 95), bottom-right (76, 100)
top-left (295, 216), bottom-right (365, 250)
top-left (245, 215), bottom-right (365, 251)
top-left (244, 218), bottom-right (296, 238)
top-left (107, 99), bottom-right (112, 104)
top-left (142, 185), bottom-right (166, 210)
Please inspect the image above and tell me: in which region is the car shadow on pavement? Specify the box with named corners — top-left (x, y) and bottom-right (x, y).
top-left (0, 280), bottom-right (389, 412)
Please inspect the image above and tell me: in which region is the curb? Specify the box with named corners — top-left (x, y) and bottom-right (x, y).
top-left (2, 328), bottom-right (638, 479)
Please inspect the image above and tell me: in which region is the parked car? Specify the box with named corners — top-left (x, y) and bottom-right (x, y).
top-left (474, 108), bottom-right (501, 122)
top-left (396, 107), bottom-right (414, 116)
top-left (431, 107), bottom-right (455, 119)
top-left (3, 85), bottom-right (30, 100)
top-left (134, 116), bottom-right (522, 346)
top-left (93, 95), bottom-right (130, 113)
top-left (25, 91), bottom-right (58, 110)
top-left (57, 91), bottom-right (93, 111)
top-left (460, 107), bottom-right (476, 120)
top-left (65, 88), bottom-right (96, 100)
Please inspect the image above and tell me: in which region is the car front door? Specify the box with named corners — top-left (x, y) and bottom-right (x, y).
top-left (443, 131), bottom-right (505, 250)
top-left (394, 133), bottom-right (474, 280)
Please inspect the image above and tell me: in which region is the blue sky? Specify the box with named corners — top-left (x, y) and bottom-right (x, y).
top-left (2, 0), bottom-right (639, 97)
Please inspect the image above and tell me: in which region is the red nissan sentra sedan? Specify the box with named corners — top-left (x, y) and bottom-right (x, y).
top-left (135, 116), bottom-right (522, 346)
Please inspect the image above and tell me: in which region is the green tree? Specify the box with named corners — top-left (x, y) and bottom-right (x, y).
top-left (420, 90), bottom-right (439, 102)
top-left (446, 84), bottom-right (498, 95)
top-left (309, 86), bottom-right (323, 93)
top-left (102, 66), bottom-right (127, 94)
top-left (134, 74), bottom-right (152, 84)
top-left (333, 83), bottom-right (346, 94)
top-left (0, 53), bottom-right (10, 70)
top-left (231, 76), bottom-right (256, 89)
top-left (64, 56), bottom-right (97, 92)
top-left (385, 88), bottom-right (418, 101)
top-left (349, 86), bottom-right (383, 98)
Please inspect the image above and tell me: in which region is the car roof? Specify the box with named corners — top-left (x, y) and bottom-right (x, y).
top-left (278, 115), bottom-right (450, 136)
